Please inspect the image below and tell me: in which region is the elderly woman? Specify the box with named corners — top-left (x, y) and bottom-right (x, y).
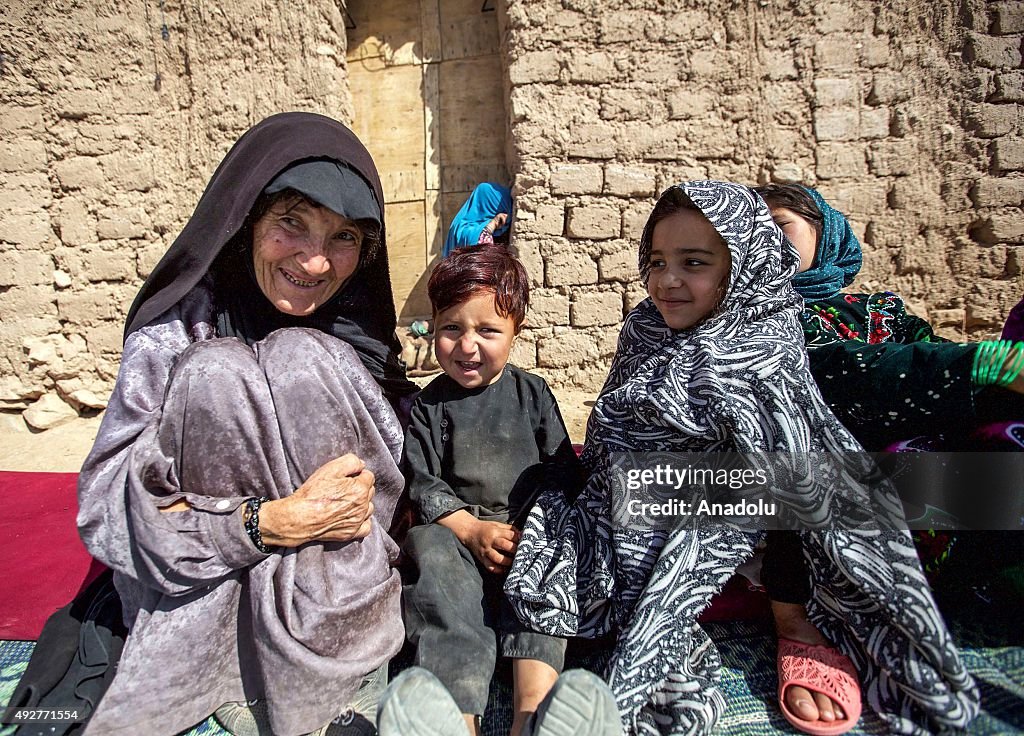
top-left (76, 112), bottom-right (416, 736)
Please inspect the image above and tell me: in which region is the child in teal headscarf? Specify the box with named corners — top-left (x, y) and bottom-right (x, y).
top-left (757, 183), bottom-right (1024, 451)
top-left (444, 183), bottom-right (513, 258)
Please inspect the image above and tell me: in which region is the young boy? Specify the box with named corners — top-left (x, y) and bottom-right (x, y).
top-left (400, 245), bottom-right (582, 736)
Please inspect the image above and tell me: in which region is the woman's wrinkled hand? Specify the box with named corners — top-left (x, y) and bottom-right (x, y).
top-left (258, 454), bottom-right (376, 548)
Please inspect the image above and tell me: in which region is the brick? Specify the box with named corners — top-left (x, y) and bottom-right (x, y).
top-left (57, 284), bottom-right (132, 326)
top-left (966, 103), bottom-right (1019, 138)
top-left (96, 206), bottom-right (149, 240)
top-left (550, 164), bottom-right (604, 195)
top-left (566, 51), bottom-right (617, 84)
top-left (54, 157), bottom-right (105, 190)
top-left (84, 323), bottom-right (125, 355)
top-left (829, 183), bottom-right (888, 216)
top-left (993, 72), bottom-right (1024, 103)
top-left (600, 13), bottom-right (646, 43)
top-left (0, 211), bottom-right (53, 248)
top-left (598, 242), bottom-right (637, 283)
top-left (537, 329), bottom-right (599, 368)
top-left (530, 288), bottom-right (571, 326)
top-left (512, 240), bottom-right (545, 288)
top-left (0, 140), bottom-right (48, 174)
top-left (601, 88), bottom-right (662, 122)
top-left (991, 2), bottom-right (1024, 34)
top-left (102, 153), bottom-right (158, 192)
top-left (813, 110), bottom-right (859, 142)
top-left (815, 143), bottom-right (867, 179)
top-left (860, 107), bottom-right (891, 139)
top-left (814, 78), bottom-right (858, 108)
top-left (532, 204), bottom-right (564, 237)
top-left (571, 289), bottom-right (622, 327)
top-left (966, 33), bottom-right (1022, 68)
top-left (604, 166), bottom-right (655, 197)
top-left (861, 38), bottom-right (890, 67)
top-left (868, 72), bottom-right (912, 105)
top-left (970, 176), bottom-right (1024, 207)
top-left (667, 90), bottom-right (714, 119)
top-left (627, 55), bottom-right (684, 85)
top-left (993, 138), bottom-right (1024, 171)
top-left (545, 248), bottom-right (599, 287)
top-left (53, 90), bottom-right (106, 118)
top-left (76, 246), bottom-right (137, 282)
top-left (0, 106), bottom-right (44, 136)
top-left (543, 10), bottom-right (591, 43)
top-left (889, 178), bottom-right (940, 211)
top-left (654, 10), bottom-right (712, 41)
top-left (970, 212), bottom-right (1024, 244)
top-left (565, 124), bottom-right (617, 159)
top-left (626, 283), bottom-right (649, 310)
top-left (691, 49), bottom-right (743, 79)
top-left (509, 330), bottom-right (537, 369)
top-left (508, 50), bottom-right (561, 85)
top-left (1, 176), bottom-right (52, 213)
top-left (867, 141), bottom-right (917, 176)
top-left (763, 49), bottom-right (798, 81)
top-left (73, 123), bottom-right (123, 156)
top-left (567, 204), bottom-right (620, 240)
top-left (623, 201), bottom-right (653, 239)
top-left (814, 38), bottom-right (859, 70)
top-left (771, 163), bottom-right (809, 183)
top-left (814, 2), bottom-right (858, 33)
top-left (0, 286), bottom-right (58, 323)
top-left (0, 251), bottom-right (52, 287)
top-left (53, 198), bottom-right (96, 246)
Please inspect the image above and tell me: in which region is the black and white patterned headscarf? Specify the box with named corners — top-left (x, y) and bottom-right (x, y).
top-left (506, 182), bottom-right (978, 735)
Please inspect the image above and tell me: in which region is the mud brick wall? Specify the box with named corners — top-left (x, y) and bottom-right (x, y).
top-left (1, 0), bottom-right (1022, 426)
top-left (501, 0), bottom-right (1024, 391)
top-left (0, 0), bottom-right (352, 427)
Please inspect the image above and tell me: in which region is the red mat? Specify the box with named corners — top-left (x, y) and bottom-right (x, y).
top-left (0, 467), bottom-right (765, 641)
top-left (0, 471), bottom-right (104, 640)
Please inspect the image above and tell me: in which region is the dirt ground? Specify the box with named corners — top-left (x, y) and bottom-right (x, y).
top-left (0, 388), bottom-right (594, 473)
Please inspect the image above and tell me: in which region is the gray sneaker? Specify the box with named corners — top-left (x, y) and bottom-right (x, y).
top-left (528, 669), bottom-right (622, 736)
top-left (376, 667), bottom-right (469, 736)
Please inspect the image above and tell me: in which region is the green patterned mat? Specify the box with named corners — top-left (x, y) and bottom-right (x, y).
top-left (3, 617), bottom-right (1022, 735)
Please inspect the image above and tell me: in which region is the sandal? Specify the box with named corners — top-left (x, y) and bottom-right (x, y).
top-left (777, 637), bottom-right (862, 735)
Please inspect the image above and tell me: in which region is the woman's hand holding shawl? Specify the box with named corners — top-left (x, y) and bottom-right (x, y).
top-left (260, 453), bottom-right (377, 547)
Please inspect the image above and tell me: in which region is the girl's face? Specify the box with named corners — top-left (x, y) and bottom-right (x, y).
top-left (768, 206), bottom-right (817, 273)
top-left (252, 197), bottom-right (363, 316)
top-left (433, 291), bottom-right (517, 389)
top-left (646, 209), bottom-right (732, 330)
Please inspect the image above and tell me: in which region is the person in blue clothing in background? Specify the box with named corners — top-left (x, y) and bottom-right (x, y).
top-left (443, 182), bottom-right (514, 257)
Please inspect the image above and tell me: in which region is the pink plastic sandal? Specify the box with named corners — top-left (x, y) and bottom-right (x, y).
top-left (777, 637), bottom-right (862, 735)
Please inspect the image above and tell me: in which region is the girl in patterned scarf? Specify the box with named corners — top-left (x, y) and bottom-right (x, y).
top-left (505, 181), bottom-right (979, 736)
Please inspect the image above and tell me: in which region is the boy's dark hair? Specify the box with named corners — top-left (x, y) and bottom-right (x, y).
top-left (754, 183), bottom-right (823, 245)
top-left (638, 187), bottom-right (701, 282)
top-left (428, 245), bottom-right (529, 331)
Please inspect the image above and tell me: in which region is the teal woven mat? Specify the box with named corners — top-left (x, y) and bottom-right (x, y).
top-left (4, 619), bottom-right (1022, 735)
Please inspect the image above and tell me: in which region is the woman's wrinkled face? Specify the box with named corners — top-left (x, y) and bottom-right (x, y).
top-left (252, 197), bottom-right (362, 316)
top-left (646, 209), bottom-right (732, 331)
top-left (768, 206), bottom-right (818, 273)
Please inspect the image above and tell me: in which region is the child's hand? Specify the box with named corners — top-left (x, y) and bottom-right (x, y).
top-left (437, 510), bottom-right (521, 573)
top-left (464, 519), bottom-right (521, 574)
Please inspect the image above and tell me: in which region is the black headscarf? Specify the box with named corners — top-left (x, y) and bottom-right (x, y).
top-left (123, 111), bottom-right (416, 400)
